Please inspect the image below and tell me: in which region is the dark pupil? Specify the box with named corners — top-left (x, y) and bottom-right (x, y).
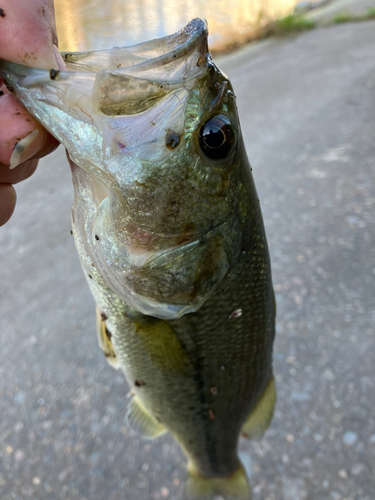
top-left (199, 115), bottom-right (234, 160)
top-left (203, 127), bottom-right (225, 149)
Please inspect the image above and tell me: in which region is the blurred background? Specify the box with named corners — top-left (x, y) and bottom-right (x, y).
top-left (0, 0), bottom-right (374, 499)
top-left (54, 0), bottom-right (297, 53)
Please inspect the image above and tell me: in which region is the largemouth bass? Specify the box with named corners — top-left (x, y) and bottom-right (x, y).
top-left (0, 19), bottom-right (276, 500)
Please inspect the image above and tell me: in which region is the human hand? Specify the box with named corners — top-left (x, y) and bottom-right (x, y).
top-left (0, 0), bottom-right (65, 225)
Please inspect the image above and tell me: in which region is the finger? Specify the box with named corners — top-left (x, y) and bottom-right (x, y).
top-left (0, 86), bottom-right (59, 167)
top-left (0, 158), bottom-right (38, 184)
top-left (0, 1), bottom-right (65, 227)
top-left (0, 0), bottom-right (60, 69)
top-left (0, 184), bottom-right (16, 226)
top-left (0, 89), bottom-right (47, 165)
top-left (0, 1), bottom-right (64, 168)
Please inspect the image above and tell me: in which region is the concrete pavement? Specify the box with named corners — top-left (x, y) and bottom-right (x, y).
top-left (306, 0), bottom-right (375, 20)
top-left (1, 14), bottom-right (374, 500)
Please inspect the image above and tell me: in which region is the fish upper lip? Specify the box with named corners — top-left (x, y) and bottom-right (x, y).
top-left (105, 18), bottom-right (208, 74)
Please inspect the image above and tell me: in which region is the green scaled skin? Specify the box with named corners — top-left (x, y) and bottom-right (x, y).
top-left (0, 18), bottom-right (276, 499)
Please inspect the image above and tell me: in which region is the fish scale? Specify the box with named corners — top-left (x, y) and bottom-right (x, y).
top-left (76, 209), bottom-right (274, 480)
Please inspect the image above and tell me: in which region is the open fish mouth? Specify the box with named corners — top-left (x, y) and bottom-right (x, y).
top-left (0, 18), bottom-right (209, 121)
top-left (61, 17), bottom-right (209, 76)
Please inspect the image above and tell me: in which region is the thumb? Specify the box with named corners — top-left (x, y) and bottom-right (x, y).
top-left (0, 0), bottom-right (63, 69)
top-left (0, 0), bottom-right (64, 167)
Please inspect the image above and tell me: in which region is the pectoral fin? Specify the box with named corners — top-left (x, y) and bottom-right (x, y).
top-left (241, 376), bottom-right (276, 440)
top-left (133, 318), bottom-right (192, 377)
top-left (96, 307), bottom-right (119, 369)
top-left (125, 396), bottom-right (166, 439)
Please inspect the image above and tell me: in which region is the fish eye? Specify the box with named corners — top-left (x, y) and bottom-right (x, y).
top-left (199, 115), bottom-right (234, 160)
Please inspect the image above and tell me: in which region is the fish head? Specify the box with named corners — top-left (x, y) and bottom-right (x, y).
top-left (0, 19), bottom-right (257, 319)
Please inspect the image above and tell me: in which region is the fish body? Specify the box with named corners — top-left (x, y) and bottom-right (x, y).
top-left (0, 19), bottom-right (276, 499)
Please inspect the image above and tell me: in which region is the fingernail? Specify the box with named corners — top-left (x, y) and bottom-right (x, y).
top-left (53, 45), bottom-right (67, 71)
top-left (9, 129), bottom-right (41, 169)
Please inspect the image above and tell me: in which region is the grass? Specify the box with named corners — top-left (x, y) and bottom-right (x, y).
top-left (333, 7), bottom-right (375, 24)
top-left (275, 14), bottom-right (316, 32)
top-left (333, 12), bottom-right (353, 23)
top-left (267, 14), bottom-right (316, 36)
top-left (211, 13), bottom-right (316, 55)
top-left (265, 7), bottom-right (375, 38)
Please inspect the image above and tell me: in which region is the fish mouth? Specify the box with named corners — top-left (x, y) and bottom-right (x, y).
top-left (0, 17), bottom-right (209, 85)
top-left (61, 18), bottom-right (208, 75)
top-left (63, 18), bottom-right (209, 116)
top-left (0, 18), bottom-right (209, 119)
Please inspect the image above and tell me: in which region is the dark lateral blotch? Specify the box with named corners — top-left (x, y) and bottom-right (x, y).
top-left (0, 8), bottom-right (6, 17)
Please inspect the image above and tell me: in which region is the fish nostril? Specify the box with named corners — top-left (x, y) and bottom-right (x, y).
top-left (165, 130), bottom-right (180, 149)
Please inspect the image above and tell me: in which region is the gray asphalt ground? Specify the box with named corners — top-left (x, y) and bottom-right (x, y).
top-left (1, 6), bottom-right (375, 500)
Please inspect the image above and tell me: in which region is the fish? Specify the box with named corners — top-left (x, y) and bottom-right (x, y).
top-left (0, 18), bottom-right (276, 500)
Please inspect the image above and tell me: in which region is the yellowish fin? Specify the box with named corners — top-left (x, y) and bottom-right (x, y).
top-left (134, 318), bottom-right (192, 377)
top-left (125, 396), bottom-right (166, 439)
top-left (96, 307), bottom-right (119, 369)
top-left (187, 461), bottom-right (252, 500)
top-left (241, 376), bottom-right (276, 440)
